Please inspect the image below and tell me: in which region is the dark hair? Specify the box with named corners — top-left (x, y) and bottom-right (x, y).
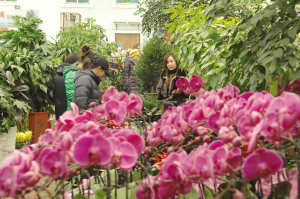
top-left (79, 45), bottom-right (95, 62)
top-left (163, 53), bottom-right (179, 69)
top-left (82, 56), bottom-right (109, 70)
top-left (82, 56), bottom-right (95, 70)
top-left (64, 53), bottom-right (79, 64)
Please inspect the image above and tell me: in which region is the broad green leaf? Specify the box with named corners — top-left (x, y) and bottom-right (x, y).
top-left (166, 9), bottom-right (178, 13)
top-left (95, 189), bottom-right (106, 199)
top-left (13, 85), bottom-right (29, 92)
top-left (289, 68), bottom-right (300, 84)
top-left (295, 51), bottom-right (300, 59)
top-left (200, 30), bottom-right (209, 38)
top-left (289, 57), bottom-right (297, 67)
top-left (177, 4), bottom-right (182, 10)
top-left (179, 188), bottom-right (198, 199)
top-left (261, 56), bottom-right (275, 65)
top-left (168, 26), bottom-right (176, 33)
top-left (204, 186), bottom-right (213, 197)
top-left (268, 62), bottom-right (276, 73)
top-left (287, 25), bottom-right (298, 40)
top-left (267, 182), bottom-right (292, 199)
top-left (39, 84), bottom-right (48, 93)
top-left (273, 48), bottom-right (283, 58)
top-left (171, 12), bottom-right (180, 20)
top-left (73, 194), bottom-right (88, 199)
top-left (6, 71), bottom-right (14, 85)
top-left (209, 74), bottom-right (219, 89)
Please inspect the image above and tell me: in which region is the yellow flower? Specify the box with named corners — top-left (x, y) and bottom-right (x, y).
top-left (16, 132), bottom-right (26, 143)
top-left (24, 130), bottom-right (33, 141)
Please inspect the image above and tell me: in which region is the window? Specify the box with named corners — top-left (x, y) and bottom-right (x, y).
top-left (61, 0), bottom-right (93, 8)
top-left (116, 0), bottom-right (139, 4)
top-left (0, 0), bottom-right (17, 2)
top-left (65, 0), bottom-right (89, 3)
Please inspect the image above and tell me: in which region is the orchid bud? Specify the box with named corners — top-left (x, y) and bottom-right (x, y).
top-left (194, 137), bottom-right (201, 144)
top-left (233, 191), bottom-right (244, 199)
top-left (203, 136), bottom-right (211, 143)
top-left (273, 142), bottom-right (280, 150)
top-left (167, 147), bottom-right (174, 154)
top-left (144, 147), bottom-right (151, 155)
top-left (232, 136), bottom-right (242, 147)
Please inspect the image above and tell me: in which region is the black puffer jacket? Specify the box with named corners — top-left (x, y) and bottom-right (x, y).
top-left (53, 63), bottom-right (71, 120)
top-left (123, 57), bottom-right (139, 94)
top-left (156, 67), bottom-right (188, 100)
top-left (72, 69), bottom-right (102, 112)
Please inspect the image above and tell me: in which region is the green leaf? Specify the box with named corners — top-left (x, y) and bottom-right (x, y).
top-left (179, 188), bottom-right (198, 199)
top-left (166, 9), bottom-right (178, 13)
top-left (171, 12), bottom-right (180, 20)
top-left (204, 186), bottom-right (213, 197)
top-left (289, 68), bottom-right (300, 84)
top-left (200, 30), bottom-right (209, 38)
top-left (295, 51), bottom-right (300, 59)
top-left (269, 79), bottom-right (279, 96)
top-left (73, 194), bottom-right (88, 199)
top-left (6, 71), bottom-right (14, 85)
top-left (168, 26), bottom-right (176, 33)
top-left (13, 85), bottom-right (29, 92)
top-left (287, 25), bottom-right (298, 40)
top-left (267, 182), bottom-right (292, 199)
top-left (209, 74), bottom-right (218, 89)
top-left (95, 189), bottom-right (106, 199)
top-left (177, 4), bottom-right (182, 10)
top-left (39, 84), bottom-right (48, 93)
top-left (289, 57), bottom-right (297, 67)
top-left (273, 48), bottom-right (283, 58)
top-left (261, 56), bottom-right (275, 65)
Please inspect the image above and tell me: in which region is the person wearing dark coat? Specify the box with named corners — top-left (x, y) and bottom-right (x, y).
top-left (123, 49), bottom-right (140, 94)
top-left (156, 53), bottom-right (188, 114)
top-left (72, 56), bottom-right (112, 112)
top-left (53, 53), bottom-right (79, 120)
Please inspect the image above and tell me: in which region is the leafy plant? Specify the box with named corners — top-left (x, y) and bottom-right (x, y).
top-left (52, 17), bottom-right (118, 62)
top-left (135, 36), bottom-right (173, 93)
top-left (0, 71), bottom-right (30, 135)
top-left (168, 0), bottom-right (300, 93)
top-left (0, 16), bottom-right (57, 112)
top-left (139, 93), bottom-right (162, 122)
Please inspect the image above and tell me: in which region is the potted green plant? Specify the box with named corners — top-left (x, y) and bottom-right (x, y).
top-left (0, 16), bottom-right (57, 143)
top-left (0, 70), bottom-right (30, 161)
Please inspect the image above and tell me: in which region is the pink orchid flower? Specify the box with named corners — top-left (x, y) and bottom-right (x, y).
top-left (73, 134), bottom-right (112, 168)
top-left (176, 76), bottom-right (191, 93)
top-left (242, 148), bottom-right (283, 180)
top-left (104, 100), bottom-right (127, 125)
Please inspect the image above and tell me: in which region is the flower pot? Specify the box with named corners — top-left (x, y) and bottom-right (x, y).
top-left (0, 126), bottom-right (17, 163)
top-left (4, 126), bottom-right (17, 159)
top-left (29, 111), bottom-right (49, 144)
top-left (101, 87), bottom-right (108, 101)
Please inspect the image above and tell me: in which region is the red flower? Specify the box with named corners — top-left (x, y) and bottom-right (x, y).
top-left (152, 153), bottom-right (168, 170)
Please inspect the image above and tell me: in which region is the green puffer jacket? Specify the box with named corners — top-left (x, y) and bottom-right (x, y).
top-left (63, 62), bottom-right (81, 111)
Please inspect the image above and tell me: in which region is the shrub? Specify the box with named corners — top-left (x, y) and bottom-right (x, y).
top-left (135, 36), bottom-right (173, 93)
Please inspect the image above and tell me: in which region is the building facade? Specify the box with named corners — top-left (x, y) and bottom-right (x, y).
top-left (0, 0), bottom-right (147, 49)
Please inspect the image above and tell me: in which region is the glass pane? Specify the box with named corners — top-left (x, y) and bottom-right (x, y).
top-left (0, 0), bottom-right (5, 1)
top-left (129, 0), bottom-right (139, 2)
top-left (117, 0), bottom-right (126, 3)
top-left (66, 0), bottom-right (77, 2)
top-left (78, 0), bottom-right (89, 2)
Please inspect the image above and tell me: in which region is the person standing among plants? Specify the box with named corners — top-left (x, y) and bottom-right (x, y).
top-left (123, 49), bottom-right (140, 94)
top-left (156, 53), bottom-right (188, 114)
top-left (63, 45), bottom-right (97, 111)
top-left (72, 56), bottom-right (112, 111)
top-left (53, 53), bottom-right (79, 120)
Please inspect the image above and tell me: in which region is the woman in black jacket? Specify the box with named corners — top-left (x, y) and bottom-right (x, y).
top-left (72, 56), bottom-right (112, 112)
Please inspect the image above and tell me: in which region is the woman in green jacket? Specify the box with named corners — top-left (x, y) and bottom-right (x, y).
top-left (63, 45), bottom-right (97, 110)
